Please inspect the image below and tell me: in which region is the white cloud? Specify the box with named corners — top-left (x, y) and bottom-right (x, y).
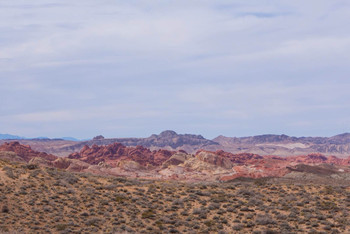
top-left (2, 104), bottom-right (167, 123)
top-left (1, 0), bottom-right (350, 138)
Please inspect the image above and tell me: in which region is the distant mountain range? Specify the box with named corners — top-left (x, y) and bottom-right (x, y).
top-left (0, 134), bottom-right (80, 141)
top-left (59, 130), bottom-right (219, 154)
top-left (2, 130), bottom-right (350, 157)
top-left (0, 134), bottom-right (24, 140)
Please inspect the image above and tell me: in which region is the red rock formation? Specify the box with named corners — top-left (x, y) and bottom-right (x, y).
top-left (195, 150), bottom-right (350, 181)
top-left (213, 150), bottom-right (264, 164)
top-left (4, 141), bottom-right (349, 182)
top-left (68, 143), bottom-right (176, 166)
top-left (153, 149), bottom-right (174, 166)
top-left (344, 156), bottom-right (350, 164)
top-left (0, 142), bottom-right (57, 162)
top-left (203, 149), bottom-right (350, 166)
top-left (196, 149), bottom-right (264, 165)
top-left (286, 153), bottom-right (350, 165)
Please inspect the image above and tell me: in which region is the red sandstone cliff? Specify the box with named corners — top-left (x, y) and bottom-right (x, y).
top-left (0, 142), bottom-right (57, 162)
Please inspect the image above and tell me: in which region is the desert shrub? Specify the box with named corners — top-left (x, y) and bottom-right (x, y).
top-left (192, 207), bottom-right (207, 215)
top-left (141, 209), bottom-right (155, 219)
top-left (276, 214), bottom-right (287, 220)
top-left (208, 202), bottom-right (220, 210)
top-left (246, 221), bottom-right (255, 228)
top-left (85, 218), bottom-right (102, 227)
top-left (226, 206), bottom-right (235, 212)
top-left (43, 206), bottom-right (52, 212)
top-left (254, 178), bottom-right (268, 186)
top-left (262, 229), bottom-right (279, 234)
top-left (323, 186), bottom-right (334, 195)
top-left (279, 222), bottom-right (292, 231)
top-left (26, 164), bottom-right (38, 170)
top-left (232, 224), bottom-right (243, 231)
top-left (28, 170), bottom-right (41, 179)
top-left (211, 194), bottom-right (228, 203)
top-left (55, 223), bottom-right (68, 231)
top-left (115, 195), bottom-right (128, 203)
top-left (204, 220), bottom-right (215, 227)
top-left (311, 222), bottom-right (319, 227)
top-left (240, 207), bottom-right (254, 212)
top-left (195, 190), bottom-right (210, 196)
top-left (3, 167), bottom-right (16, 179)
top-left (237, 189), bottom-right (254, 197)
top-left (1, 205), bottom-right (9, 213)
top-left (248, 198), bottom-right (263, 206)
top-left (99, 199), bottom-right (108, 206)
top-left (179, 210), bottom-right (188, 216)
top-left (217, 209), bottom-right (226, 215)
top-left (255, 214), bottom-right (276, 225)
top-left (64, 174), bottom-right (79, 184)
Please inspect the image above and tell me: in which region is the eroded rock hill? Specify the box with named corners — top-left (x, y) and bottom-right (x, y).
top-left (0, 142), bottom-right (57, 162)
top-left (68, 143), bottom-right (176, 167)
top-left (1, 142), bottom-right (350, 183)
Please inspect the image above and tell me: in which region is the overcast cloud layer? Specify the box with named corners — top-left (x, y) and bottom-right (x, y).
top-left (1, 0), bottom-right (350, 139)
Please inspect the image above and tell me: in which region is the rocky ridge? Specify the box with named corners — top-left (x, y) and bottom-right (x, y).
top-left (4, 131), bottom-right (350, 157)
top-left (212, 133), bottom-right (350, 156)
top-left (56, 130), bottom-right (219, 155)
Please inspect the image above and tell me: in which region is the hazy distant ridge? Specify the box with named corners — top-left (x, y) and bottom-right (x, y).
top-left (2, 131), bottom-right (350, 157)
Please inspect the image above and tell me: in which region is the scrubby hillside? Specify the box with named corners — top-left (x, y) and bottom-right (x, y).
top-left (1, 159), bottom-right (350, 233)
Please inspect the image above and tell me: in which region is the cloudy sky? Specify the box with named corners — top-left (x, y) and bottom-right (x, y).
top-left (1, 0), bottom-right (350, 139)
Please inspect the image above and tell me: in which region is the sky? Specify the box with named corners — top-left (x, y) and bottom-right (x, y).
top-left (1, 0), bottom-right (350, 139)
